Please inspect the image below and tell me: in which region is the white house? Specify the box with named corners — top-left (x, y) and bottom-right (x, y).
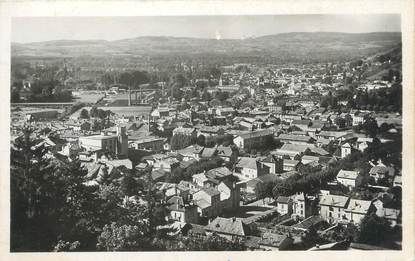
top-left (276, 196), bottom-right (293, 215)
top-left (344, 199), bottom-right (372, 225)
top-left (336, 169), bottom-right (359, 188)
top-left (340, 143), bottom-right (352, 158)
top-left (319, 194), bottom-right (350, 224)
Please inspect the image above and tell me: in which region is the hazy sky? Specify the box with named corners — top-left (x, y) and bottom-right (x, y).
top-left (12, 14), bottom-right (401, 43)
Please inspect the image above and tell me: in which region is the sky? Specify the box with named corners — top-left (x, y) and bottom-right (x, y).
top-left (12, 14), bottom-right (401, 43)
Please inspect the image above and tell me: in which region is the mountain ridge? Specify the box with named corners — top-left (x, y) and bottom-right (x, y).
top-left (12, 31), bottom-right (401, 45)
top-left (11, 32), bottom-right (402, 62)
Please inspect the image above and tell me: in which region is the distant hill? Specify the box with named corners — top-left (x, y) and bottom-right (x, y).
top-left (11, 32), bottom-right (401, 62)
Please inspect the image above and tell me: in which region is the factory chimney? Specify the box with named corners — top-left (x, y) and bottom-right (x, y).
top-left (128, 87), bottom-right (132, 106)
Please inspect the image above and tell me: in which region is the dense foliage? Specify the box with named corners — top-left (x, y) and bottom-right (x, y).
top-left (10, 127), bottom-right (244, 251)
top-left (167, 156), bottom-right (224, 183)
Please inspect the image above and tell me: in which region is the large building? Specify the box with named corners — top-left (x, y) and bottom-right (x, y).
top-left (233, 128), bottom-right (274, 150)
top-left (78, 125), bottom-right (129, 158)
top-left (319, 194), bottom-right (350, 224)
top-left (235, 157), bottom-right (270, 180)
top-left (129, 136), bottom-right (165, 152)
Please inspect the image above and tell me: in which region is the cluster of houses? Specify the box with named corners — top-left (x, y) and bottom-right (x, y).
top-left (10, 60), bottom-right (403, 250)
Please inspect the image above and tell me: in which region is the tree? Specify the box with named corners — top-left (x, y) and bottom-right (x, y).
top-left (334, 117), bottom-right (346, 128)
top-left (215, 91), bottom-right (229, 102)
top-left (29, 79), bottom-right (72, 102)
top-left (201, 90), bottom-right (212, 101)
top-left (96, 222), bottom-right (152, 251)
top-left (196, 135), bottom-right (206, 146)
top-left (79, 109), bottom-right (89, 119)
top-left (118, 72), bottom-right (134, 87)
top-left (101, 73), bottom-right (115, 87)
top-left (170, 235), bottom-right (246, 251)
top-left (172, 74), bottom-right (186, 88)
top-left (11, 82), bottom-right (22, 102)
top-left (344, 114), bottom-right (353, 126)
top-left (53, 160), bottom-right (107, 250)
top-left (171, 85), bottom-right (183, 101)
top-left (209, 67), bottom-right (222, 79)
top-left (53, 240), bottom-right (80, 252)
top-left (10, 126), bottom-right (55, 251)
top-left (11, 128), bottom-right (105, 251)
top-left (131, 71), bottom-right (149, 87)
top-left (69, 102), bottom-right (86, 114)
top-left (361, 116), bottom-right (378, 138)
top-left (358, 213), bottom-right (391, 245)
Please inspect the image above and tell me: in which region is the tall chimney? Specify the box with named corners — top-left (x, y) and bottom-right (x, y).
top-left (128, 88), bottom-right (132, 106)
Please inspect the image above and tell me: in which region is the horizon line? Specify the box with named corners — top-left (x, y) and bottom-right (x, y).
top-left (12, 31), bottom-right (402, 45)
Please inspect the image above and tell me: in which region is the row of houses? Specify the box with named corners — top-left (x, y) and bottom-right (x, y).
top-left (319, 194), bottom-right (400, 226)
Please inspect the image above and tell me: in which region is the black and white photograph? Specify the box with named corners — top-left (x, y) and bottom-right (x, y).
top-left (1, 0), bottom-right (414, 258)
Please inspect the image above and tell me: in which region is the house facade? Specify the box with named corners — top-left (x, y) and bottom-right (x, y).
top-left (336, 169), bottom-right (359, 188)
top-left (276, 196), bottom-right (293, 215)
top-left (319, 194), bottom-right (350, 224)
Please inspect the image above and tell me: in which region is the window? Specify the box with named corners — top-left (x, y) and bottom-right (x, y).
top-left (329, 206), bottom-right (333, 211)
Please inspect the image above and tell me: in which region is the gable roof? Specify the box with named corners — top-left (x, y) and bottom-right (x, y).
top-left (292, 215), bottom-right (325, 230)
top-left (201, 147), bottom-right (217, 158)
top-left (345, 199), bottom-right (372, 214)
top-left (236, 128), bottom-right (274, 139)
top-left (194, 198), bottom-right (211, 209)
top-left (283, 159), bottom-right (300, 166)
top-left (193, 173), bottom-right (208, 183)
top-left (276, 196), bottom-right (292, 204)
top-left (151, 169), bottom-right (167, 180)
top-left (319, 194), bottom-right (349, 208)
top-left (302, 155), bottom-right (320, 162)
top-left (318, 131), bottom-right (349, 139)
top-left (369, 166), bottom-right (395, 176)
top-left (236, 157), bottom-right (258, 170)
top-left (178, 145), bottom-right (204, 155)
top-left (258, 233), bottom-right (291, 247)
top-left (337, 169), bottom-right (359, 180)
top-left (308, 146), bottom-right (330, 156)
top-left (167, 196), bottom-right (185, 212)
top-left (206, 217), bottom-right (248, 236)
top-left (107, 159), bottom-right (133, 169)
top-left (217, 146), bottom-right (233, 157)
top-left (277, 134), bottom-right (314, 142)
top-left (206, 166), bottom-right (233, 179)
top-left (173, 127), bottom-right (196, 135)
top-left (180, 158), bottom-right (197, 169)
top-left (278, 143), bottom-right (311, 153)
top-left (342, 142), bottom-right (352, 148)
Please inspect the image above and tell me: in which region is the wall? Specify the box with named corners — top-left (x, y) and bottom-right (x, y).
top-left (337, 178), bottom-right (356, 188)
